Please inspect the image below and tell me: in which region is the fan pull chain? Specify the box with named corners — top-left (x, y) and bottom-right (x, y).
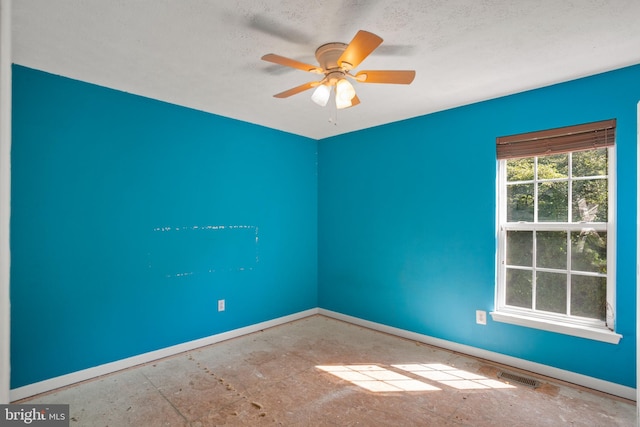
top-left (329, 109), bottom-right (338, 126)
top-left (328, 87), bottom-right (338, 126)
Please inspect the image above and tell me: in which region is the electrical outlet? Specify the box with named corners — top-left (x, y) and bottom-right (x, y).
top-left (218, 299), bottom-right (225, 312)
top-left (476, 310), bottom-right (487, 325)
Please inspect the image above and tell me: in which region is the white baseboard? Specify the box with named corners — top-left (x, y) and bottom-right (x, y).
top-left (319, 308), bottom-right (635, 401)
top-left (10, 308), bottom-right (319, 402)
top-left (11, 307), bottom-right (635, 402)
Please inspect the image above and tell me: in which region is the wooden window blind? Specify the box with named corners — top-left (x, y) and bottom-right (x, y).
top-left (496, 119), bottom-right (616, 160)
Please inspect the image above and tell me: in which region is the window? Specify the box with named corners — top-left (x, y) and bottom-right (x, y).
top-left (492, 119), bottom-right (621, 344)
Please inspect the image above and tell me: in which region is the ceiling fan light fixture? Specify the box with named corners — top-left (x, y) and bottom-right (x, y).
top-left (335, 96), bottom-right (353, 110)
top-left (311, 84), bottom-right (331, 106)
top-left (335, 78), bottom-right (356, 109)
top-left (336, 78), bottom-right (356, 102)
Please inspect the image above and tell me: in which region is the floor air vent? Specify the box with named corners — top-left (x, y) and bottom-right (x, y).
top-left (497, 371), bottom-right (541, 389)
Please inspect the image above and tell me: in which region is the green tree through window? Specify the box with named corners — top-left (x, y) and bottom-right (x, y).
top-left (502, 149), bottom-right (609, 321)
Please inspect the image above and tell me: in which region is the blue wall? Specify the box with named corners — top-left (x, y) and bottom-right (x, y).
top-left (10, 66), bottom-right (318, 388)
top-left (318, 64), bottom-right (640, 388)
top-left (11, 63), bottom-right (639, 391)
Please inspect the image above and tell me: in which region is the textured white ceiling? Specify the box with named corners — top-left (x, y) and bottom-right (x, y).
top-left (11, 0), bottom-right (640, 140)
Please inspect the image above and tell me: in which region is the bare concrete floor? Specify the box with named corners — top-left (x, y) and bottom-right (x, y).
top-left (20, 315), bottom-right (635, 426)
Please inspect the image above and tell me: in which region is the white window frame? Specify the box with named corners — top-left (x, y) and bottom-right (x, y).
top-left (492, 147), bottom-right (622, 344)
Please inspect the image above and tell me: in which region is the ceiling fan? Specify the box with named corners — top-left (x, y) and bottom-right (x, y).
top-left (261, 30), bottom-right (416, 109)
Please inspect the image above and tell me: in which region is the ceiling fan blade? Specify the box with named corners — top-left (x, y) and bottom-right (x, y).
top-left (273, 82), bottom-right (318, 98)
top-left (338, 30), bottom-right (383, 70)
top-left (355, 70), bottom-right (416, 84)
top-left (261, 54), bottom-right (323, 74)
top-left (349, 95), bottom-right (361, 107)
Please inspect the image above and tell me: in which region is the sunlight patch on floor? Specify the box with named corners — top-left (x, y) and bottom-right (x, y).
top-left (317, 363), bottom-right (516, 392)
top-left (316, 365), bottom-right (440, 392)
top-left (393, 363), bottom-right (516, 390)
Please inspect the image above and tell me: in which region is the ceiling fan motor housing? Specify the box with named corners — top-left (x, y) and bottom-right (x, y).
top-left (315, 42), bottom-right (350, 72)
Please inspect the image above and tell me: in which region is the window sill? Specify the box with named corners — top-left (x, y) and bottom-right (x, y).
top-left (490, 311), bottom-right (622, 344)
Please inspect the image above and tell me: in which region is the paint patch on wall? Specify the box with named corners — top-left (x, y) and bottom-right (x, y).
top-left (150, 224), bottom-right (259, 278)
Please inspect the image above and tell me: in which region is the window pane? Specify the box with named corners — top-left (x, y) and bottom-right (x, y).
top-left (571, 231), bottom-right (607, 273)
top-left (507, 184), bottom-right (534, 221)
top-left (571, 275), bottom-right (606, 320)
top-left (538, 154), bottom-right (568, 179)
top-left (572, 179), bottom-right (607, 222)
top-left (507, 158), bottom-right (534, 182)
top-left (572, 148), bottom-right (607, 177)
top-left (506, 269), bottom-right (532, 309)
top-left (506, 231), bottom-right (532, 266)
top-left (538, 181), bottom-right (568, 222)
top-left (536, 231), bottom-right (567, 269)
top-left (536, 271), bottom-right (567, 314)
